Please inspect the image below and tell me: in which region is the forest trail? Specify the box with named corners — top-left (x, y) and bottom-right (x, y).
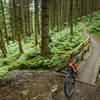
top-left (0, 23), bottom-right (100, 100)
top-left (22, 43), bottom-right (31, 51)
top-left (76, 23), bottom-right (100, 85)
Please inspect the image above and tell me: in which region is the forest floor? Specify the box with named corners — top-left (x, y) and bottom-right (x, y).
top-left (0, 70), bottom-right (100, 100)
top-left (0, 23), bottom-right (100, 100)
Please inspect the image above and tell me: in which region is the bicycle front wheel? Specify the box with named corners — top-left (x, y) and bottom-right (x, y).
top-left (64, 72), bottom-right (75, 97)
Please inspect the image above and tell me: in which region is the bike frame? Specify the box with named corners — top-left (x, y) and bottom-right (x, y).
top-left (69, 60), bottom-right (80, 73)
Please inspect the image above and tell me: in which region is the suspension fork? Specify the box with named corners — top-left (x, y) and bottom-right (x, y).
top-left (69, 67), bottom-right (75, 77)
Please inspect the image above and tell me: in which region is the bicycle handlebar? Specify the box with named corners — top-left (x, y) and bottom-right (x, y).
top-left (68, 60), bottom-right (73, 62)
top-left (61, 57), bottom-right (81, 63)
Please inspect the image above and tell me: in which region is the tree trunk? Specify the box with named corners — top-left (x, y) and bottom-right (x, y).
top-left (26, 0), bottom-right (31, 36)
top-left (41, 0), bottom-right (50, 56)
top-left (70, 0), bottom-right (73, 35)
top-left (30, 11), bottom-right (34, 34)
top-left (0, 28), bottom-right (7, 57)
top-left (16, 0), bottom-right (24, 54)
top-left (34, 0), bottom-right (39, 46)
top-left (9, 0), bottom-right (15, 43)
top-left (55, 0), bottom-right (59, 31)
top-left (89, 0), bottom-right (93, 22)
top-left (21, 0), bottom-right (27, 43)
top-left (12, 0), bottom-right (17, 40)
top-left (0, 0), bottom-right (9, 45)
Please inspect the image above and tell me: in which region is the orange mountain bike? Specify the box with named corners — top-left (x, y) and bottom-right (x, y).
top-left (64, 52), bottom-right (80, 97)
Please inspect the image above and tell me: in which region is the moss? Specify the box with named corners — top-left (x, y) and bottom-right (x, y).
top-left (19, 90), bottom-right (30, 100)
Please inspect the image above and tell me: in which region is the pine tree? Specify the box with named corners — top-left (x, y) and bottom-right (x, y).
top-left (41, 0), bottom-right (50, 56)
top-left (0, 27), bottom-right (7, 57)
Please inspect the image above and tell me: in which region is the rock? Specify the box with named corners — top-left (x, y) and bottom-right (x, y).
top-left (51, 84), bottom-right (58, 93)
top-left (45, 93), bottom-right (53, 100)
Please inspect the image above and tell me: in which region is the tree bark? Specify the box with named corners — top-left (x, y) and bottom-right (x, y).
top-left (34, 0), bottom-right (39, 46)
top-left (70, 0), bottom-right (73, 35)
top-left (26, 0), bottom-right (31, 36)
top-left (0, 0), bottom-right (9, 45)
top-left (16, 0), bottom-right (24, 54)
top-left (9, 0), bottom-right (15, 43)
top-left (0, 28), bottom-right (7, 57)
top-left (21, 0), bottom-right (27, 43)
top-left (41, 0), bottom-right (50, 56)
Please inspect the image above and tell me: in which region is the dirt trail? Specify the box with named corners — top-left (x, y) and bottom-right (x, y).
top-left (0, 70), bottom-right (99, 100)
top-left (23, 43), bottom-right (31, 51)
top-left (76, 23), bottom-right (100, 85)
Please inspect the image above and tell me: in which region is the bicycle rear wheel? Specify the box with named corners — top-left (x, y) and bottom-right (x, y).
top-left (64, 72), bottom-right (75, 97)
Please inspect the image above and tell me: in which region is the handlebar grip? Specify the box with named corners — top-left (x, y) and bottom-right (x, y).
top-left (68, 60), bottom-right (73, 62)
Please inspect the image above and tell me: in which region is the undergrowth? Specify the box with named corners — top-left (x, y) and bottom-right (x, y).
top-left (82, 12), bottom-right (100, 34)
top-left (0, 24), bottom-right (85, 76)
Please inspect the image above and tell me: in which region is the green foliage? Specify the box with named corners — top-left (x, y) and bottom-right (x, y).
top-left (0, 23), bottom-right (85, 76)
top-left (9, 24), bottom-right (85, 70)
top-left (15, 54), bottom-right (61, 69)
top-left (0, 42), bottom-right (20, 76)
top-left (87, 19), bottom-right (100, 34)
top-left (42, 54), bottom-right (61, 68)
top-left (12, 47), bottom-right (61, 69)
top-left (50, 24), bottom-right (85, 55)
top-left (18, 48), bottom-right (40, 64)
top-left (82, 12), bottom-right (100, 34)
top-left (0, 34), bottom-right (36, 76)
top-left (19, 90), bottom-right (30, 99)
top-left (27, 34), bottom-right (35, 43)
top-left (0, 66), bottom-right (9, 76)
